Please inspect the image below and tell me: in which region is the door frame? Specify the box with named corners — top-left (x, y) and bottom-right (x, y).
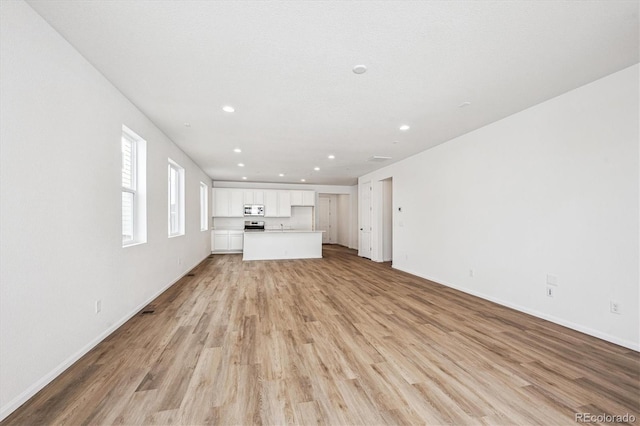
top-left (358, 181), bottom-right (372, 259)
top-left (317, 194), bottom-right (337, 244)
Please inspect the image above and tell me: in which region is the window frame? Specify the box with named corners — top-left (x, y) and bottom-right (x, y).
top-left (200, 182), bottom-right (209, 231)
top-left (122, 126), bottom-right (146, 247)
top-left (168, 158), bottom-right (185, 237)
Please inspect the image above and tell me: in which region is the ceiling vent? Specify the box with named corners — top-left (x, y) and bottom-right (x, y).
top-left (367, 156), bottom-right (392, 162)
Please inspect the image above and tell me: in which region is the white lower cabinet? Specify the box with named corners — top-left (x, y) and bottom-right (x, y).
top-left (213, 232), bottom-right (229, 250)
top-left (229, 232), bottom-right (244, 250)
top-left (212, 230), bottom-right (244, 252)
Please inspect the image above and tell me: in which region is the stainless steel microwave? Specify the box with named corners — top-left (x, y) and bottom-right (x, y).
top-left (244, 204), bottom-right (264, 216)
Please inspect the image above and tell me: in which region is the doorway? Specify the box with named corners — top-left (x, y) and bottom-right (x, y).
top-left (317, 195), bottom-right (337, 244)
top-left (359, 181), bottom-right (372, 259)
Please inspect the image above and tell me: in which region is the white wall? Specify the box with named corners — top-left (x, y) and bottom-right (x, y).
top-left (359, 64), bottom-right (639, 350)
top-left (0, 1), bottom-right (211, 420)
top-left (214, 181), bottom-right (358, 249)
top-left (382, 179), bottom-right (393, 262)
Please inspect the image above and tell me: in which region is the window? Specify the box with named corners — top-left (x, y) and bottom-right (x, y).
top-left (122, 126), bottom-right (146, 246)
top-left (168, 159), bottom-right (185, 237)
top-left (200, 182), bottom-right (209, 231)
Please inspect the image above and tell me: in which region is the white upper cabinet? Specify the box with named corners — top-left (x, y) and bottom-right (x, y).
top-left (243, 190), bottom-right (265, 205)
top-left (213, 188), bottom-right (229, 217)
top-left (264, 190), bottom-right (278, 217)
top-left (214, 188), bottom-right (310, 217)
top-left (230, 191), bottom-right (244, 216)
top-left (243, 190), bottom-right (254, 205)
top-left (212, 188), bottom-right (244, 217)
top-left (264, 190), bottom-right (291, 217)
top-left (290, 190), bottom-right (315, 206)
top-left (302, 191), bottom-right (315, 206)
top-left (290, 190), bottom-right (303, 206)
top-left (278, 191), bottom-right (291, 217)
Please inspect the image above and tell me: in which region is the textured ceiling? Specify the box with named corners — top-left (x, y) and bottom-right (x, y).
top-left (26, 0), bottom-right (639, 185)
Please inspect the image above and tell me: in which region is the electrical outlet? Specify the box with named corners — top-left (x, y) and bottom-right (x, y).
top-left (610, 301), bottom-right (621, 314)
top-left (178, 257), bottom-right (182, 265)
top-left (469, 269), bottom-right (474, 278)
top-left (95, 300), bottom-right (102, 314)
top-left (546, 286), bottom-right (554, 298)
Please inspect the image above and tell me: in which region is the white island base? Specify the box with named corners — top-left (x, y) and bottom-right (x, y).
top-left (243, 230), bottom-right (323, 261)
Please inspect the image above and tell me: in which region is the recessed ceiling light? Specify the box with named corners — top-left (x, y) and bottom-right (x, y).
top-left (184, 122), bottom-right (191, 127)
top-left (242, 176), bottom-right (247, 180)
top-left (328, 154), bottom-right (335, 159)
top-left (458, 101), bottom-right (472, 108)
top-left (300, 179), bottom-right (306, 182)
top-left (238, 163), bottom-right (245, 167)
top-left (279, 173), bottom-right (285, 177)
top-left (233, 148), bottom-right (242, 153)
top-left (353, 65), bottom-right (367, 74)
top-left (222, 105), bottom-right (235, 113)
top-left (399, 125), bottom-right (410, 131)
top-left (314, 167), bottom-right (320, 171)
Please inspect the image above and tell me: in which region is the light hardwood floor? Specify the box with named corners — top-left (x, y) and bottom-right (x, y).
top-left (3, 245), bottom-right (639, 425)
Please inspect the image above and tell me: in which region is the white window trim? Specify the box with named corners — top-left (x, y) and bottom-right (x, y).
top-left (168, 158), bottom-right (185, 237)
top-left (200, 181), bottom-right (209, 231)
top-left (122, 140), bottom-right (137, 245)
top-left (122, 125), bottom-right (147, 247)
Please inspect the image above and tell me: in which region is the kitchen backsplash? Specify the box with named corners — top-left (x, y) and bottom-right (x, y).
top-left (213, 206), bottom-right (313, 230)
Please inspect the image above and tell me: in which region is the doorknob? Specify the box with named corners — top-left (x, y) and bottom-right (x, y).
top-left (360, 228), bottom-right (363, 231)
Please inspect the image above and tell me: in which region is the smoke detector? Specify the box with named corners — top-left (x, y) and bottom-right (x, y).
top-left (353, 65), bottom-right (367, 74)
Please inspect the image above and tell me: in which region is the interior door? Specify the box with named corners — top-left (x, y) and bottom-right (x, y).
top-left (359, 182), bottom-right (372, 258)
top-left (318, 196), bottom-right (332, 243)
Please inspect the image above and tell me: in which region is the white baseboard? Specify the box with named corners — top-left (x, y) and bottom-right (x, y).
top-left (0, 255), bottom-right (209, 422)
top-left (394, 265), bottom-right (639, 352)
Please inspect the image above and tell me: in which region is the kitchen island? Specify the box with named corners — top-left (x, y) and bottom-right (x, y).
top-left (242, 230), bottom-right (323, 261)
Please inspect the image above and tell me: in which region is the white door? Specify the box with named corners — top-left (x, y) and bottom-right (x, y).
top-left (359, 182), bottom-right (372, 258)
top-left (318, 196), bottom-right (333, 244)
